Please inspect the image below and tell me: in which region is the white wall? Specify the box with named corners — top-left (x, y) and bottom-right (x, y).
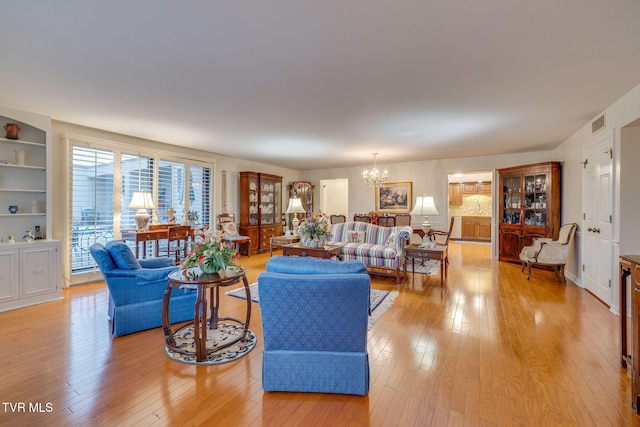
top-left (320, 179), bottom-right (348, 217)
top-left (552, 81), bottom-right (640, 313)
top-left (300, 150), bottom-right (553, 231)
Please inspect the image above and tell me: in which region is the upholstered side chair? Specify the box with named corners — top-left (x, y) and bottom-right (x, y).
top-left (217, 213), bottom-right (250, 256)
top-left (519, 223), bottom-right (578, 282)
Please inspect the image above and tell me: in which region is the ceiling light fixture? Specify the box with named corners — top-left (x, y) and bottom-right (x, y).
top-left (362, 152), bottom-right (388, 187)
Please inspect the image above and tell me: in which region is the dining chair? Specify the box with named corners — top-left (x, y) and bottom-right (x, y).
top-left (377, 215), bottom-right (395, 227)
top-left (353, 214), bottom-right (372, 223)
top-left (330, 214), bottom-right (346, 224)
top-left (165, 225), bottom-right (191, 263)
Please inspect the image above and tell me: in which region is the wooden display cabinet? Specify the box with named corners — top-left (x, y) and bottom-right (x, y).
top-left (461, 216), bottom-right (491, 241)
top-left (497, 162), bottom-right (561, 262)
top-left (287, 181), bottom-right (314, 227)
top-left (239, 172), bottom-right (283, 255)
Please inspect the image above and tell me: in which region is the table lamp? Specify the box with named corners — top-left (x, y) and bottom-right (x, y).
top-left (128, 191), bottom-right (156, 230)
top-left (410, 195), bottom-right (439, 243)
top-left (285, 197), bottom-right (306, 231)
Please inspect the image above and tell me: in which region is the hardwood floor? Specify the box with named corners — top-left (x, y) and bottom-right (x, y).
top-left (1, 242), bottom-right (639, 426)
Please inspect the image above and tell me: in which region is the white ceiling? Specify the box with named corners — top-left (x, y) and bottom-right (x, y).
top-left (2, 1), bottom-right (640, 170)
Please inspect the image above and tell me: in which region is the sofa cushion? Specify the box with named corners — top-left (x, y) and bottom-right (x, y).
top-left (89, 243), bottom-right (117, 271)
top-left (222, 221), bottom-right (239, 236)
top-left (105, 241), bottom-right (141, 270)
top-left (341, 243), bottom-right (398, 260)
top-left (385, 232), bottom-right (397, 246)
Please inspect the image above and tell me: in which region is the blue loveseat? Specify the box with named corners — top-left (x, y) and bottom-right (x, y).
top-left (90, 241), bottom-right (196, 337)
top-left (259, 256), bottom-right (371, 395)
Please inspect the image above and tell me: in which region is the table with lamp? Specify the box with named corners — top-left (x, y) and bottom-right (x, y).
top-left (121, 191), bottom-right (161, 258)
top-left (270, 197), bottom-right (306, 255)
top-left (404, 195), bottom-right (448, 285)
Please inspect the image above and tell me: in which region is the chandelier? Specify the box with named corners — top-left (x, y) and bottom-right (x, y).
top-left (362, 153), bottom-right (388, 187)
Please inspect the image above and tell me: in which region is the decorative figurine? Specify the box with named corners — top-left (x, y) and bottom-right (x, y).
top-left (167, 207), bottom-right (176, 224)
top-left (23, 230), bottom-right (35, 242)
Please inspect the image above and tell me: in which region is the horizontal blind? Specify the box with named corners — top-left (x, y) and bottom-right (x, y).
top-left (189, 165), bottom-right (212, 227)
top-left (157, 160), bottom-right (186, 223)
top-left (121, 154), bottom-right (154, 231)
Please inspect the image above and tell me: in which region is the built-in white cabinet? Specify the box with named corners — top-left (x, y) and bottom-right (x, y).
top-left (0, 240), bottom-right (61, 311)
top-left (0, 106), bottom-right (61, 312)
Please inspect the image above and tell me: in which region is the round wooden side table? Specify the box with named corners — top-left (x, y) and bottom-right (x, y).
top-left (162, 266), bottom-right (251, 362)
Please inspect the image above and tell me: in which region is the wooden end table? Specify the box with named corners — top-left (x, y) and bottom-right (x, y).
top-left (281, 242), bottom-right (342, 260)
top-left (403, 243), bottom-right (448, 286)
top-left (163, 266), bottom-right (251, 363)
top-left (270, 235), bottom-right (300, 256)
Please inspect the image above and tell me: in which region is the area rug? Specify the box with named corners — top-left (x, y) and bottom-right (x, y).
top-left (226, 283), bottom-right (398, 330)
top-left (165, 322), bottom-right (257, 365)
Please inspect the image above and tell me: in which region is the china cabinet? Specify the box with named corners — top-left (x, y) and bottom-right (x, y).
top-left (288, 181), bottom-right (314, 223)
top-left (497, 161), bottom-right (561, 262)
top-left (239, 172), bottom-right (283, 255)
top-left (0, 106), bottom-right (61, 312)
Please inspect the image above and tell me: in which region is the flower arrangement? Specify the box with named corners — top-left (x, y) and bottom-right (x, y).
top-left (181, 229), bottom-right (239, 274)
top-left (296, 212), bottom-right (332, 248)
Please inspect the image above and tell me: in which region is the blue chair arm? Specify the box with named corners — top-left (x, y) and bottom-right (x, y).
top-left (135, 265), bottom-right (179, 285)
top-left (139, 257), bottom-right (174, 268)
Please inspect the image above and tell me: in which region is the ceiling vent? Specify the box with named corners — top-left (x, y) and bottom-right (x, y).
top-left (592, 113), bottom-right (606, 134)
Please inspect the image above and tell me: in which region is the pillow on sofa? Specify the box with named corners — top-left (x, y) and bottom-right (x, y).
top-left (105, 241), bottom-right (141, 270)
top-left (348, 231), bottom-right (366, 243)
top-left (385, 232), bottom-right (397, 246)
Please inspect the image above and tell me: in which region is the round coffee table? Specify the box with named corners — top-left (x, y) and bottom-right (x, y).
top-left (162, 266), bottom-right (251, 362)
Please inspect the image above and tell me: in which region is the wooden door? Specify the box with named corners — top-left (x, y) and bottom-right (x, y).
top-left (583, 134), bottom-right (614, 305)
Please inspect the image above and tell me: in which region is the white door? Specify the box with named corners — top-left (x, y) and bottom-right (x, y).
top-left (583, 134), bottom-right (614, 305)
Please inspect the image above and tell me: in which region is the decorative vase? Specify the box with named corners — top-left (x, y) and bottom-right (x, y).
top-left (3, 123), bottom-right (20, 140)
top-left (301, 235), bottom-right (325, 248)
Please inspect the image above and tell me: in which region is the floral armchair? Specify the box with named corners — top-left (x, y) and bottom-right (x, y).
top-left (519, 223), bottom-right (577, 282)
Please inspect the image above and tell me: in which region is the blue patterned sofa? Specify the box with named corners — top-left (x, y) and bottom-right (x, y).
top-left (259, 256), bottom-right (370, 395)
top-left (328, 221), bottom-right (412, 283)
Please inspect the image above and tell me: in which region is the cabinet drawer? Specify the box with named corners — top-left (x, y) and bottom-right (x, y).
top-left (20, 245), bottom-right (57, 298)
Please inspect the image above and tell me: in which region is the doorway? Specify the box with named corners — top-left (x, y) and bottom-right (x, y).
top-left (320, 179), bottom-right (348, 218)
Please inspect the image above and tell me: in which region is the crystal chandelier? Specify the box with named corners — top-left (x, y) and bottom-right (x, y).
top-left (362, 153), bottom-right (388, 187)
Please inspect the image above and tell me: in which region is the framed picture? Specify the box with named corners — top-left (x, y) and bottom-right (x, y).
top-left (375, 182), bottom-right (413, 213)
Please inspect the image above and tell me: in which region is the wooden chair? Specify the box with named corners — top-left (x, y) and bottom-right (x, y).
top-left (428, 217), bottom-right (455, 247)
top-left (165, 225), bottom-right (191, 263)
top-left (353, 214), bottom-right (372, 223)
top-left (217, 213), bottom-right (251, 256)
top-left (377, 215), bottom-right (395, 227)
top-left (394, 214), bottom-right (412, 226)
top-left (329, 214), bottom-right (346, 224)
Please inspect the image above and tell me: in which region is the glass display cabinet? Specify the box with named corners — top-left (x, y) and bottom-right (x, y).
top-left (239, 172), bottom-right (283, 255)
top-left (497, 162), bottom-right (561, 262)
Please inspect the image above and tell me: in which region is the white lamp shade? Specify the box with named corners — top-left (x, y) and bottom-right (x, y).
top-left (128, 191), bottom-right (156, 210)
top-left (410, 196), bottom-right (439, 216)
top-left (285, 197), bottom-right (306, 214)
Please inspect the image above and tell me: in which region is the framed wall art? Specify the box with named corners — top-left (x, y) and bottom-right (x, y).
top-left (374, 181), bottom-right (412, 213)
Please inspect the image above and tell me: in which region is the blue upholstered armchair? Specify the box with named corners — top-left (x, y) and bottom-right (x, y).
top-left (90, 241), bottom-right (196, 337)
top-left (259, 256), bottom-right (371, 395)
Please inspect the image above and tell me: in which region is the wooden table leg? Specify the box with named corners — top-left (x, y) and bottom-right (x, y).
top-left (194, 286), bottom-right (207, 362)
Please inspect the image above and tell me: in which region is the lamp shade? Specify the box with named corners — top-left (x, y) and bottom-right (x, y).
top-left (285, 197), bottom-right (306, 214)
top-left (127, 191), bottom-right (156, 210)
top-left (410, 196), bottom-right (439, 216)
top-left (128, 191), bottom-right (155, 230)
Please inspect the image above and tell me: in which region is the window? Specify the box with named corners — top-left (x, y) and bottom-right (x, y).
top-left (70, 147), bottom-right (115, 273)
top-left (69, 144), bottom-right (213, 277)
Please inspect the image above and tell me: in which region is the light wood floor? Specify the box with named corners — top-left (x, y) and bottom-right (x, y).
top-left (1, 242), bottom-right (639, 426)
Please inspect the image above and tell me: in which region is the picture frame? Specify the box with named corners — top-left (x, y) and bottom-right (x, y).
top-left (375, 181), bottom-right (412, 214)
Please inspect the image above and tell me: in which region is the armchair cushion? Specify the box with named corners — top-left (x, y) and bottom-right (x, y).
top-left (266, 255), bottom-right (367, 275)
top-left (105, 240), bottom-right (141, 270)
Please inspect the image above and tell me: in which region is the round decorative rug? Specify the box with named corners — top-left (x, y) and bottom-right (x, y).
top-left (165, 322), bottom-right (256, 365)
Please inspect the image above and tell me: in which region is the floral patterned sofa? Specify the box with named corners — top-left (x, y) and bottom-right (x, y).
top-left (328, 221), bottom-right (412, 283)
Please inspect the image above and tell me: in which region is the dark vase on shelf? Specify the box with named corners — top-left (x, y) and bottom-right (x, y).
top-left (4, 123), bottom-right (20, 140)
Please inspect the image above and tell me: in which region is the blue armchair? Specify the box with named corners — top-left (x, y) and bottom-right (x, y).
top-left (259, 256), bottom-right (370, 395)
top-left (90, 241), bottom-right (196, 337)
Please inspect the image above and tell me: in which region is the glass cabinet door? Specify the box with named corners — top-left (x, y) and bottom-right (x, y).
top-left (248, 175), bottom-right (259, 225)
top-left (501, 176), bottom-right (521, 224)
top-left (523, 174), bottom-right (547, 226)
top-left (259, 177), bottom-right (280, 225)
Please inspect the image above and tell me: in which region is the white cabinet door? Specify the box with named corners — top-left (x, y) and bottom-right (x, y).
top-left (0, 249), bottom-right (19, 303)
top-left (20, 245), bottom-right (57, 297)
